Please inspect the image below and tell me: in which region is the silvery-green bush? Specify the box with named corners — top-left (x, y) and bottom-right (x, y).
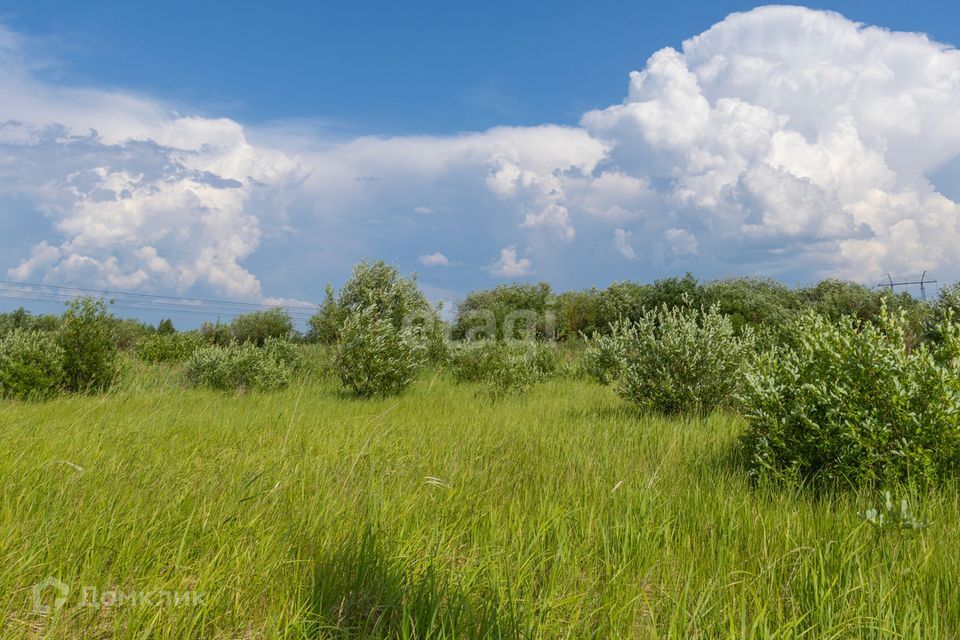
top-left (605, 304), bottom-right (754, 415)
top-left (580, 332), bottom-right (623, 385)
top-left (186, 342), bottom-right (291, 392)
top-left (309, 260), bottom-right (431, 344)
top-left (333, 305), bottom-right (426, 397)
top-left (263, 336), bottom-right (305, 372)
top-left (739, 309), bottom-right (960, 488)
top-left (0, 329), bottom-right (65, 400)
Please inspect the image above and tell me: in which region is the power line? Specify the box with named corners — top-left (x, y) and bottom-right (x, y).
top-left (0, 279), bottom-right (317, 311)
top-left (0, 280), bottom-right (319, 321)
top-left (0, 294), bottom-right (314, 320)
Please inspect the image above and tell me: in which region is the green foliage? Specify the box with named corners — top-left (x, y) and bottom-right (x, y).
top-left (57, 297), bottom-right (121, 393)
top-left (307, 284), bottom-right (346, 344)
top-left (333, 304), bottom-right (426, 397)
top-left (739, 309), bottom-right (960, 488)
top-left (795, 279), bottom-right (925, 327)
top-left (157, 318), bottom-right (176, 335)
top-left (419, 306), bottom-right (451, 367)
top-left (231, 308), bottom-right (294, 346)
top-left (935, 282), bottom-right (960, 319)
top-left (200, 320), bottom-right (234, 347)
top-left (928, 282), bottom-right (960, 343)
top-left (263, 336), bottom-right (305, 372)
top-left (0, 306), bottom-right (59, 336)
top-left (579, 332), bottom-right (623, 385)
top-left (606, 304), bottom-right (755, 415)
top-left (450, 340), bottom-right (561, 399)
top-left (703, 277), bottom-right (798, 336)
top-left (451, 282), bottom-right (554, 341)
top-left (0, 329), bottom-right (65, 400)
top-left (186, 342), bottom-right (291, 392)
top-left (310, 260), bottom-right (430, 345)
top-left (111, 317), bottom-right (154, 351)
top-left (555, 288), bottom-right (604, 338)
top-left (586, 274), bottom-right (707, 337)
top-left (137, 332), bottom-right (205, 363)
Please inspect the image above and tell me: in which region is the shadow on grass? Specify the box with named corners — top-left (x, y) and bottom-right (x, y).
top-left (306, 525), bottom-right (521, 639)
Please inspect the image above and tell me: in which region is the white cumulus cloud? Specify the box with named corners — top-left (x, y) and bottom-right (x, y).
top-left (418, 252), bottom-right (451, 267)
top-left (613, 229), bottom-right (636, 260)
top-left (488, 246), bottom-right (532, 278)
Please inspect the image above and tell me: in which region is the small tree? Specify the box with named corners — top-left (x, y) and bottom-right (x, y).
top-left (57, 297), bottom-right (121, 393)
top-left (307, 284), bottom-right (347, 344)
top-left (200, 321), bottom-right (234, 346)
top-left (309, 260), bottom-right (431, 343)
top-left (333, 305), bottom-right (426, 397)
top-left (157, 318), bottom-right (176, 335)
top-left (231, 308), bottom-right (293, 346)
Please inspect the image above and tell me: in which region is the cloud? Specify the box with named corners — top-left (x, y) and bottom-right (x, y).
top-left (4, 6), bottom-right (960, 308)
top-left (418, 251), bottom-right (451, 267)
top-left (613, 229), bottom-right (636, 260)
top-left (580, 6), bottom-right (960, 281)
top-left (663, 228), bottom-right (699, 257)
top-left (488, 246), bottom-right (532, 277)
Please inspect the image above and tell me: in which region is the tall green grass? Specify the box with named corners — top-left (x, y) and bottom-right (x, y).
top-left (1, 361), bottom-right (958, 638)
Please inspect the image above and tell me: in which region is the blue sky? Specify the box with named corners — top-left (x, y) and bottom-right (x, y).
top-left (7, 1), bottom-right (960, 134)
top-left (2, 2), bottom-right (960, 325)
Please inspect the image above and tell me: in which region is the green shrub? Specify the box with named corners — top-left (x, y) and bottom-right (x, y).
top-left (606, 304), bottom-right (754, 415)
top-left (528, 341), bottom-right (563, 380)
top-left (739, 309), bottom-right (960, 488)
top-left (0, 307), bottom-right (60, 337)
top-left (57, 297), bottom-right (121, 393)
top-left (111, 317), bottom-right (153, 351)
top-left (0, 329), bottom-right (65, 400)
top-left (137, 332), bottom-right (205, 363)
top-left (450, 340), bottom-right (559, 399)
top-left (333, 305), bottom-right (426, 397)
top-left (580, 332), bottom-right (623, 385)
top-left (231, 308), bottom-right (294, 346)
top-left (263, 336), bottom-right (305, 372)
top-left (419, 310), bottom-right (451, 367)
top-left (186, 343), bottom-right (291, 392)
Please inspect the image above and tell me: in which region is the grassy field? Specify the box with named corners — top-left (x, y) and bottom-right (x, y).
top-left (2, 360), bottom-right (959, 639)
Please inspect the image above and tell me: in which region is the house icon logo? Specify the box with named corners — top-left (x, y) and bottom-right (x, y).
top-left (32, 577), bottom-right (70, 615)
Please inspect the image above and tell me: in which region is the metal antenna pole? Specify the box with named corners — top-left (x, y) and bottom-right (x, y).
top-left (876, 273), bottom-right (938, 300)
